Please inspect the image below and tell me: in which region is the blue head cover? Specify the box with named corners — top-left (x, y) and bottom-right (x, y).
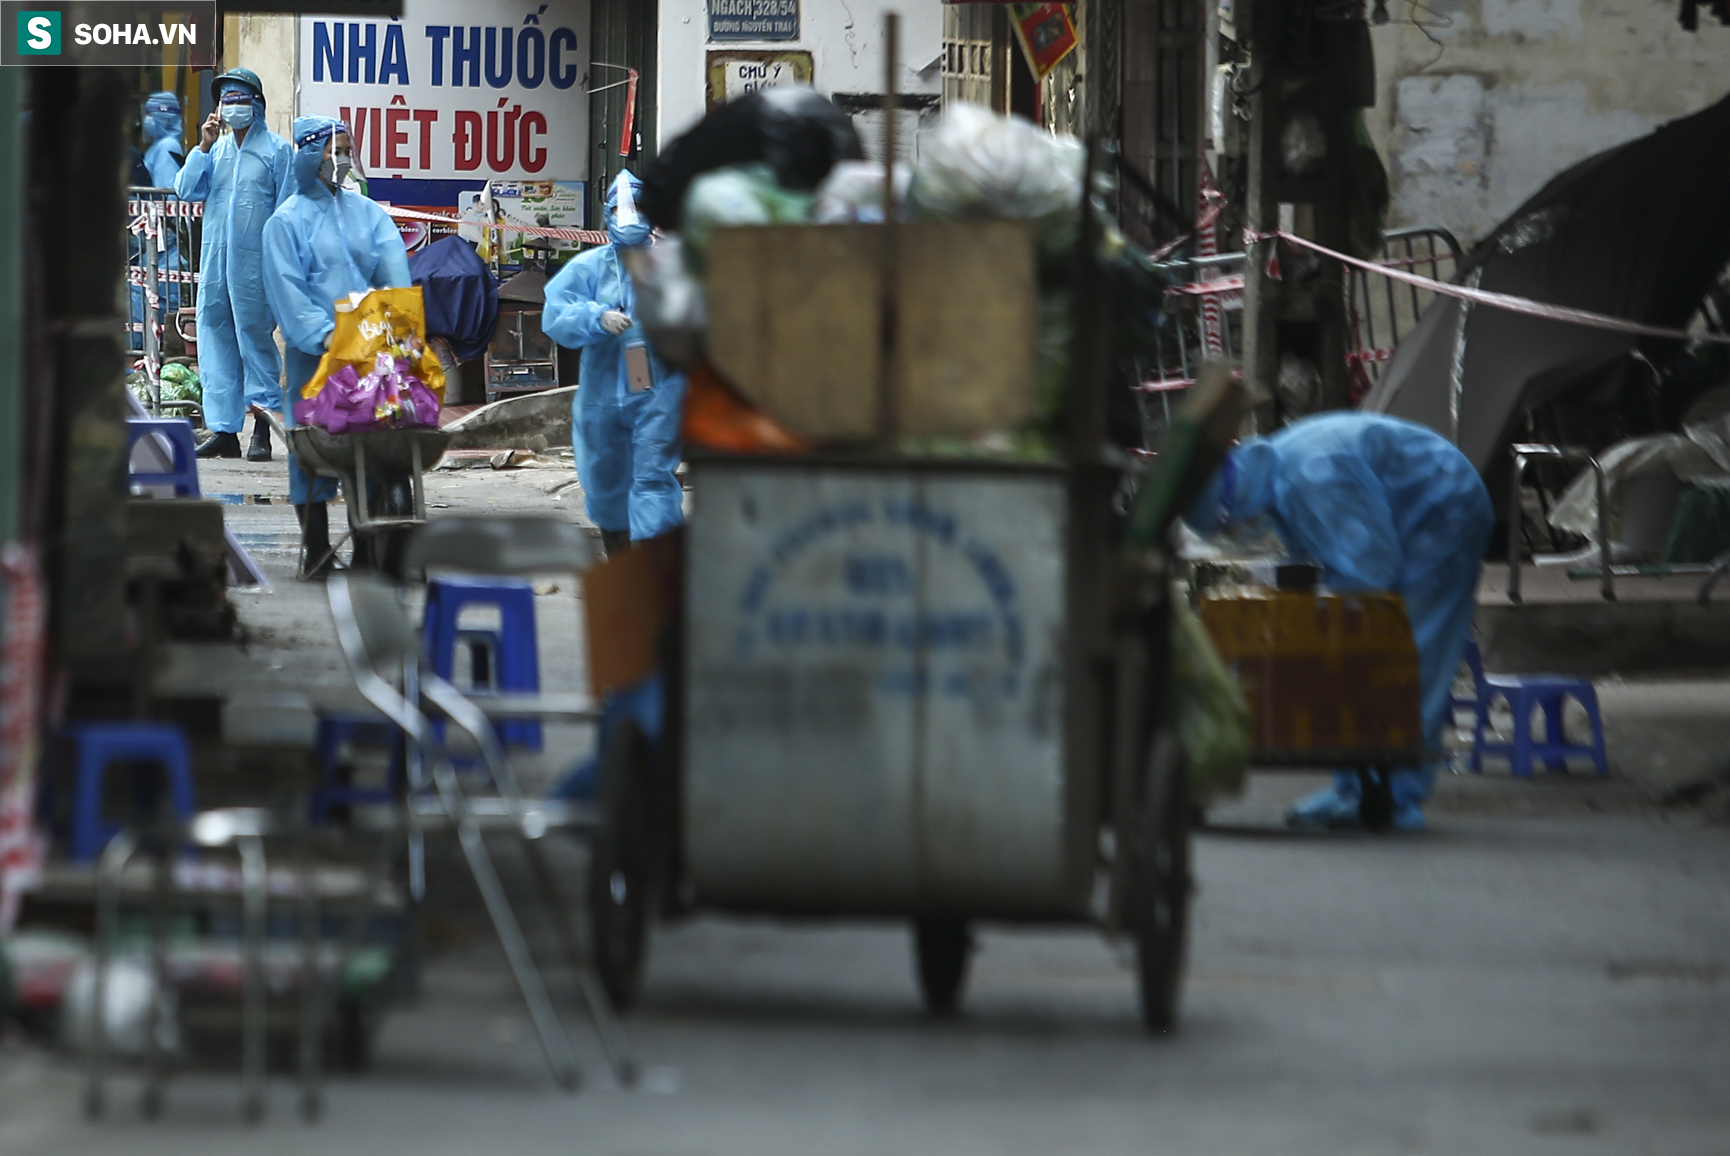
top-left (212, 67), bottom-right (265, 107)
top-left (214, 68), bottom-right (265, 130)
top-left (1185, 437), bottom-right (1280, 534)
top-left (291, 115), bottom-right (347, 195)
top-left (142, 91), bottom-right (180, 143)
top-left (605, 170), bottom-right (651, 247)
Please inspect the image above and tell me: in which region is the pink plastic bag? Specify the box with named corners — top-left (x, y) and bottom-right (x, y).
top-left (293, 352), bottom-right (442, 434)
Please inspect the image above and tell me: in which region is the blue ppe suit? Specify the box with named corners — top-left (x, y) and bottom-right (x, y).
top-left (542, 171), bottom-right (688, 541)
top-left (261, 115), bottom-right (412, 505)
top-left (174, 83), bottom-right (293, 434)
top-left (133, 93), bottom-right (185, 318)
top-left (1187, 412), bottom-right (1494, 829)
top-left (141, 92), bottom-right (184, 188)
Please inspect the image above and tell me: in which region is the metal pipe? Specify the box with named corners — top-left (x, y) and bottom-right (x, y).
top-left (239, 833), bottom-right (267, 1122)
top-left (87, 829), bottom-right (139, 1119)
top-left (1508, 443), bottom-right (1617, 605)
top-left (1508, 449), bottom-right (1528, 604)
top-left (431, 757), bottom-right (579, 1090)
top-left (297, 827), bottom-right (322, 1121)
top-left (1592, 453), bottom-right (1614, 602)
top-left (141, 823), bottom-right (171, 1117)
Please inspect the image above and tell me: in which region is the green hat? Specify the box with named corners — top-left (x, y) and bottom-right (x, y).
top-left (211, 67), bottom-right (264, 105)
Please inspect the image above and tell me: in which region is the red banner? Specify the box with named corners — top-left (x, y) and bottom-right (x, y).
top-left (1008, 4), bottom-right (1078, 82)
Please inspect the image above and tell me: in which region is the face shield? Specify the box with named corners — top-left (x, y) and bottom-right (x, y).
top-left (142, 93), bottom-right (181, 143)
top-left (217, 84), bottom-right (261, 132)
top-left (607, 171), bottom-right (652, 247)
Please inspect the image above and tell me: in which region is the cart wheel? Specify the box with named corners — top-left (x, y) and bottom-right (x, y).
top-left (913, 919), bottom-right (973, 1017)
top-left (1357, 769), bottom-right (1395, 833)
top-left (1127, 732), bottom-right (1192, 1034)
top-left (588, 719), bottom-right (654, 1010)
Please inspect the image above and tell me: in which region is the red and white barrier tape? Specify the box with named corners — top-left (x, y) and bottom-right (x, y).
top-left (128, 199), bottom-right (202, 218)
top-left (125, 196), bottom-right (606, 245)
top-left (382, 205), bottom-right (608, 245)
top-left (0, 543), bottom-right (46, 933)
top-left (1346, 346), bottom-right (1396, 366)
top-left (1244, 227), bottom-right (1730, 346)
top-left (1167, 274), bottom-right (1245, 297)
top-left (1195, 162), bottom-right (1227, 356)
top-left (1135, 376), bottom-right (1195, 393)
top-left (127, 268), bottom-right (200, 286)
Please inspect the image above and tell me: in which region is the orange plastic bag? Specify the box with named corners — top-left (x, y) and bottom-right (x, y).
top-left (682, 360), bottom-right (809, 454)
top-left (297, 287), bottom-right (446, 411)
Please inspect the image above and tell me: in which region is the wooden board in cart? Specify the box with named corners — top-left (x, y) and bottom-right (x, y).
top-left (1198, 589), bottom-right (1422, 755)
top-left (703, 220), bottom-right (1039, 442)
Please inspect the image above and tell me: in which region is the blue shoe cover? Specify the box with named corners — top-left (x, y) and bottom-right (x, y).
top-left (1390, 801), bottom-right (1426, 832)
top-left (1285, 784), bottom-right (1362, 830)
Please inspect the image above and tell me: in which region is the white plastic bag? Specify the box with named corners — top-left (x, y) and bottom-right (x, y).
top-left (812, 160), bottom-right (913, 224)
top-left (907, 104), bottom-right (1085, 248)
top-left (61, 957), bottom-right (181, 1058)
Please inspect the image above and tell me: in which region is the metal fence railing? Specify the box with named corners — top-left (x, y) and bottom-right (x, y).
top-left (1133, 225), bottom-right (1466, 453)
top-left (126, 187), bottom-right (202, 416)
top-left (1345, 226), bottom-right (1463, 386)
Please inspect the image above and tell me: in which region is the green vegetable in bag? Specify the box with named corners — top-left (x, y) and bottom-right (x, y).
top-left (1173, 593), bottom-right (1252, 803)
top-left (680, 164), bottom-right (814, 274)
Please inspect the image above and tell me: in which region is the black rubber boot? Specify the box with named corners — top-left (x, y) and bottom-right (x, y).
top-left (245, 415), bottom-right (273, 462)
top-left (195, 431), bottom-right (241, 458)
top-left (299, 501), bottom-right (334, 580)
top-left (600, 529), bottom-right (631, 558)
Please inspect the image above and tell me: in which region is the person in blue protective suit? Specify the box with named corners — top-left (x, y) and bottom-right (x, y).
top-left (262, 115), bottom-right (411, 579)
top-left (1185, 411), bottom-right (1494, 832)
top-left (130, 92), bottom-right (186, 329)
top-left (175, 68), bottom-right (294, 462)
top-left (542, 170), bottom-right (688, 555)
top-left (141, 91), bottom-right (185, 188)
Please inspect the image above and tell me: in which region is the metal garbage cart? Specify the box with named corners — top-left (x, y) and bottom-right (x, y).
top-left (585, 141), bottom-right (1243, 1031)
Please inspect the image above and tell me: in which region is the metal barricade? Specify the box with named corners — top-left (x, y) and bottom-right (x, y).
top-left (1346, 226), bottom-right (1463, 385)
top-left (1137, 226), bottom-right (1462, 454)
top-left (1140, 251), bottom-right (1245, 450)
top-left (126, 187), bottom-right (201, 416)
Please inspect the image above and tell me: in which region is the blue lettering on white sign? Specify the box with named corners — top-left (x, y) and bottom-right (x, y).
top-left (311, 19), bottom-right (580, 89)
top-left (731, 496), bottom-right (1026, 700)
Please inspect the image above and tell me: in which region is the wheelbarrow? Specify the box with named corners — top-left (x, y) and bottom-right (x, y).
top-left (261, 413), bottom-right (449, 577)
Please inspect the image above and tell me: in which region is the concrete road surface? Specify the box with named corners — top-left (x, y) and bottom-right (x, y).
top-left (4, 435), bottom-right (1726, 1154)
top-left (4, 772), bottom-right (1728, 1155)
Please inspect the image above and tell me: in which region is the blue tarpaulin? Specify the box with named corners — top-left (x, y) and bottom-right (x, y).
top-left (408, 236), bottom-right (498, 362)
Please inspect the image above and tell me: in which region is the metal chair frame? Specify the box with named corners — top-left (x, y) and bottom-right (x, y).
top-left (85, 807), bottom-right (387, 1123)
top-left (326, 571), bottom-right (635, 1090)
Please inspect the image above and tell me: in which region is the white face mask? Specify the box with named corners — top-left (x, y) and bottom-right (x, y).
top-left (219, 102), bottom-right (254, 131)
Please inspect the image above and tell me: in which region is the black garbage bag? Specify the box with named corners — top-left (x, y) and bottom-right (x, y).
top-left (408, 235), bottom-right (499, 362)
top-left (640, 88), bottom-right (864, 231)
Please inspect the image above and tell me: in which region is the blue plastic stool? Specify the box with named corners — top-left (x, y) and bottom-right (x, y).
top-left (422, 577), bottom-right (541, 751)
top-left (308, 717), bottom-right (406, 823)
top-left (1462, 641), bottom-right (1608, 778)
top-left (125, 417), bottom-right (201, 498)
top-left (67, 722), bottom-right (197, 862)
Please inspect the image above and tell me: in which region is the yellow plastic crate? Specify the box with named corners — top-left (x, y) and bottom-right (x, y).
top-left (1198, 589), bottom-right (1422, 757)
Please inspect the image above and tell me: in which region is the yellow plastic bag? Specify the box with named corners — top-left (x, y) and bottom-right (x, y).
top-left (299, 286), bottom-right (446, 409)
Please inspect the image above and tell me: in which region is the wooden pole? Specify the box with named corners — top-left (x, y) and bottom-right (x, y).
top-left (878, 12), bottom-right (901, 443)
